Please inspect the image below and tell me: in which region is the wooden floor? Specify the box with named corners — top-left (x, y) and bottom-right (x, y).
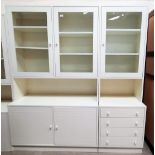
top-left (2, 143), bottom-right (153, 155)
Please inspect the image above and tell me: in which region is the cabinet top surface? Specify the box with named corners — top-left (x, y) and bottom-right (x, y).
top-left (100, 97), bottom-right (146, 108)
top-left (9, 96), bottom-right (98, 107)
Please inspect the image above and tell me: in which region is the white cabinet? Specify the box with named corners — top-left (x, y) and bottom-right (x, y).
top-left (8, 106), bottom-right (98, 147)
top-left (8, 107), bottom-right (54, 146)
top-left (101, 7), bottom-right (148, 78)
top-left (99, 97), bottom-right (146, 148)
top-left (54, 107), bottom-right (98, 147)
top-left (54, 7), bottom-right (98, 77)
top-left (7, 7), bottom-right (53, 77)
top-left (1, 15), bottom-right (11, 85)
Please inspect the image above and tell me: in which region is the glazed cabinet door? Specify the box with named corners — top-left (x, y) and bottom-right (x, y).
top-left (1, 15), bottom-right (10, 84)
top-left (7, 7), bottom-right (53, 77)
top-left (54, 107), bottom-right (98, 147)
top-left (101, 7), bottom-right (148, 78)
top-left (8, 107), bottom-right (54, 146)
top-left (54, 7), bottom-right (98, 77)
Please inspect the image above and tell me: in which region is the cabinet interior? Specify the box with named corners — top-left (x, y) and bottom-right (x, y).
top-left (16, 49), bottom-right (49, 72)
top-left (106, 12), bottom-right (142, 29)
top-left (1, 85), bottom-right (12, 101)
top-left (13, 78), bottom-right (97, 99)
top-left (59, 12), bottom-right (93, 32)
top-left (100, 79), bottom-right (142, 100)
top-left (105, 55), bottom-right (139, 72)
top-left (12, 12), bottom-right (47, 26)
top-left (60, 55), bottom-right (93, 72)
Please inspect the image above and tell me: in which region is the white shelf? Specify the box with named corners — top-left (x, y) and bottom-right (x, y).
top-left (14, 26), bottom-right (47, 29)
top-left (106, 53), bottom-right (139, 56)
top-left (100, 97), bottom-right (145, 108)
top-left (106, 29), bottom-right (141, 32)
top-left (60, 53), bottom-right (93, 56)
top-left (16, 46), bottom-right (48, 50)
top-left (107, 30), bottom-right (140, 35)
top-left (9, 96), bottom-right (98, 107)
top-left (59, 32), bottom-right (93, 37)
top-left (14, 28), bottom-right (47, 32)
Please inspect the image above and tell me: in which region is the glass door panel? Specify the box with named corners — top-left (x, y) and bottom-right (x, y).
top-left (56, 9), bottom-right (97, 75)
top-left (105, 11), bottom-right (142, 73)
top-left (12, 11), bottom-right (50, 73)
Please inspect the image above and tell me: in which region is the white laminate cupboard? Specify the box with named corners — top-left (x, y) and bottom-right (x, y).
top-left (8, 105), bottom-right (98, 147)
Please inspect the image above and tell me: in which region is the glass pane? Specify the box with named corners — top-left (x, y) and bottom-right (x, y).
top-left (60, 55), bottom-right (93, 72)
top-left (107, 12), bottom-right (142, 29)
top-left (105, 55), bottom-right (139, 73)
top-left (59, 12), bottom-right (93, 32)
top-left (16, 49), bottom-right (49, 72)
top-left (12, 12), bottom-right (47, 26)
top-left (1, 60), bottom-right (6, 79)
top-left (14, 28), bottom-right (48, 48)
top-left (106, 31), bottom-right (140, 53)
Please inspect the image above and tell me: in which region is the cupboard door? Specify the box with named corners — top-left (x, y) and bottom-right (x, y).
top-left (101, 7), bottom-right (148, 78)
top-left (7, 7), bottom-right (53, 77)
top-left (8, 107), bottom-right (54, 146)
top-left (54, 7), bottom-right (98, 77)
top-left (54, 107), bottom-right (98, 147)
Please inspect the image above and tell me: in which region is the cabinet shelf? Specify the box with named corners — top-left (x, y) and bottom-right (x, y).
top-left (105, 53), bottom-right (139, 56)
top-left (14, 26), bottom-right (47, 29)
top-left (59, 32), bottom-right (93, 37)
top-left (16, 46), bottom-right (48, 50)
top-left (106, 29), bottom-right (141, 32)
top-left (60, 53), bottom-right (93, 55)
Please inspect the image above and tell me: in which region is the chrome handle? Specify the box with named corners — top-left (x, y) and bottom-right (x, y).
top-left (106, 131), bottom-right (109, 136)
top-left (134, 141), bottom-right (137, 146)
top-left (106, 122), bottom-right (110, 127)
top-left (49, 125), bottom-right (53, 130)
top-left (136, 112), bottom-right (139, 117)
top-left (106, 112), bottom-right (110, 117)
top-left (135, 121), bottom-right (138, 127)
top-left (55, 125), bottom-right (59, 131)
top-left (49, 43), bottom-right (52, 47)
top-left (55, 43), bottom-right (58, 47)
top-left (134, 132), bottom-right (138, 137)
top-left (105, 140), bottom-right (109, 145)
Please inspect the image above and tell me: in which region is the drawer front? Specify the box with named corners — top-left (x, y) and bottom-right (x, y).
top-left (100, 137), bottom-right (143, 148)
top-left (101, 127), bottom-right (144, 137)
top-left (101, 118), bottom-right (144, 128)
top-left (100, 108), bottom-right (145, 118)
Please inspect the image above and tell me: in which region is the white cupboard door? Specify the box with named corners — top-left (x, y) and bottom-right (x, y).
top-left (54, 107), bottom-right (98, 147)
top-left (8, 107), bottom-right (54, 146)
top-left (54, 7), bottom-right (98, 77)
top-left (101, 7), bottom-right (148, 78)
top-left (6, 7), bottom-right (53, 77)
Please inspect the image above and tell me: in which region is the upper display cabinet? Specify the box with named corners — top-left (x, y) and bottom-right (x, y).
top-left (6, 7), bottom-right (53, 77)
top-left (101, 7), bottom-right (148, 78)
top-left (54, 7), bottom-right (98, 77)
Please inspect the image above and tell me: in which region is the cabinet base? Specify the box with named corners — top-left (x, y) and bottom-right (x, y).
top-left (11, 146), bottom-right (142, 153)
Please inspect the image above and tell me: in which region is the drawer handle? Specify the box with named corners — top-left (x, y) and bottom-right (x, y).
top-left (55, 125), bottom-right (59, 131)
top-left (106, 131), bottom-right (109, 136)
top-left (134, 132), bottom-right (138, 137)
top-left (106, 122), bottom-right (110, 127)
top-left (134, 141), bottom-right (137, 146)
top-left (105, 140), bottom-right (109, 145)
top-left (135, 122), bottom-right (138, 127)
top-left (136, 112), bottom-right (139, 117)
top-left (106, 112), bottom-right (110, 117)
top-left (49, 125), bottom-right (53, 130)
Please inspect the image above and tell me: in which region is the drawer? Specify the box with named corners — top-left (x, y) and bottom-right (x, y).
top-left (100, 137), bottom-right (143, 148)
top-left (101, 118), bottom-right (144, 128)
top-left (100, 108), bottom-right (145, 118)
top-left (101, 127), bottom-right (144, 137)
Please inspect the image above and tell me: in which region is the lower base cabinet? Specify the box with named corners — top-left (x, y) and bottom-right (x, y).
top-left (8, 106), bottom-right (98, 147)
top-left (54, 107), bottom-right (98, 147)
top-left (8, 107), bottom-right (54, 146)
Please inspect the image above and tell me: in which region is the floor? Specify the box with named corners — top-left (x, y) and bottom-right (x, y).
top-left (2, 143), bottom-right (153, 155)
